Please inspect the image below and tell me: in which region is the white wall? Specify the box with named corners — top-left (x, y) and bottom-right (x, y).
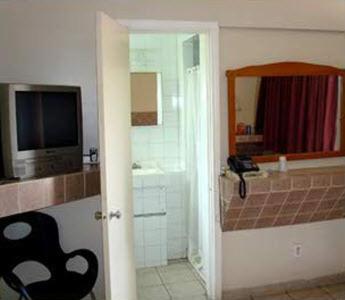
top-left (223, 220), bottom-right (345, 290)
top-left (1, 0), bottom-right (345, 165)
top-left (220, 27), bottom-right (345, 290)
top-left (220, 27), bottom-right (345, 166)
top-left (1, 0), bottom-right (345, 296)
top-left (0, 4), bottom-right (98, 152)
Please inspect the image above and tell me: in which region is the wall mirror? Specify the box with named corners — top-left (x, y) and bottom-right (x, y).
top-left (131, 72), bottom-right (162, 126)
top-left (226, 62), bottom-right (345, 162)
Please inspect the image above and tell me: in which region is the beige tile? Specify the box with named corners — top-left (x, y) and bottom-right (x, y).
top-left (293, 213), bottom-right (312, 225)
top-left (280, 203), bottom-right (300, 215)
top-left (221, 178), bottom-right (234, 199)
top-left (230, 196), bottom-right (246, 208)
top-left (223, 219), bottom-right (237, 231)
top-left (18, 180), bottom-right (46, 212)
top-left (306, 189), bottom-right (327, 201)
top-left (235, 218), bottom-right (256, 230)
top-left (255, 217), bottom-right (275, 228)
top-left (274, 215), bottom-right (294, 226)
top-left (260, 205), bottom-right (281, 217)
top-left (65, 173), bottom-right (84, 202)
top-left (324, 187), bottom-right (345, 200)
top-left (137, 285), bottom-right (170, 300)
top-left (318, 199), bottom-right (337, 211)
top-left (332, 174), bottom-right (345, 186)
top-left (0, 183), bottom-right (19, 217)
top-left (166, 280), bottom-right (206, 298)
top-left (322, 283), bottom-right (345, 299)
top-left (286, 190), bottom-right (308, 204)
top-left (292, 175), bottom-right (311, 190)
top-left (226, 208), bottom-right (242, 219)
top-left (137, 268), bottom-right (162, 287)
top-left (272, 178), bottom-right (291, 192)
top-left (288, 287), bottom-right (332, 299)
top-left (299, 201), bottom-right (319, 214)
top-left (327, 209), bottom-right (344, 220)
top-left (250, 179), bottom-right (271, 193)
top-left (266, 192), bottom-right (288, 205)
top-left (312, 175), bottom-right (331, 188)
top-left (85, 171), bottom-right (101, 197)
top-left (240, 207), bottom-right (262, 218)
top-left (246, 194), bottom-right (268, 206)
top-left (44, 176), bottom-right (65, 206)
top-left (310, 211), bottom-right (329, 222)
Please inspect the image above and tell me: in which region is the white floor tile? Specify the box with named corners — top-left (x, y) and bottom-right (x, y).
top-left (138, 285), bottom-right (170, 300)
top-left (137, 268), bottom-right (162, 287)
top-left (165, 280), bottom-right (206, 298)
top-left (158, 262), bottom-right (190, 274)
top-left (137, 261), bottom-right (207, 300)
top-left (159, 266), bottom-right (197, 284)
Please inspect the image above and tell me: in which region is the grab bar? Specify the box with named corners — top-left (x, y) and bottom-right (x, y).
top-left (134, 212), bottom-right (167, 218)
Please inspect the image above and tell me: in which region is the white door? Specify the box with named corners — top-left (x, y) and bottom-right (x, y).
top-left (96, 12), bottom-right (136, 300)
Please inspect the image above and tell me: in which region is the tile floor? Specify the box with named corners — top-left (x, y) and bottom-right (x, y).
top-left (136, 260), bottom-right (207, 300)
top-left (223, 283), bottom-right (345, 300)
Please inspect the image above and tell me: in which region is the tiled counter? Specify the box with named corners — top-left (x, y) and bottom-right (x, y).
top-left (0, 165), bottom-right (100, 218)
top-left (220, 166), bottom-right (345, 231)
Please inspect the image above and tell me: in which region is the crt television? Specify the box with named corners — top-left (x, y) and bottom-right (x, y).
top-left (0, 84), bottom-right (83, 179)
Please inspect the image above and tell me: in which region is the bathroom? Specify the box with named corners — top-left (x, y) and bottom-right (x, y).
top-left (129, 32), bottom-right (210, 299)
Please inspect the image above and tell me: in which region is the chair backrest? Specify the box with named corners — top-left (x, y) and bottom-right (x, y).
top-left (0, 211), bottom-right (98, 300)
top-left (0, 212), bottom-right (69, 276)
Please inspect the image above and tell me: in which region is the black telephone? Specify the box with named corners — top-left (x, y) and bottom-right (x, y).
top-left (227, 155), bottom-right (259, 199)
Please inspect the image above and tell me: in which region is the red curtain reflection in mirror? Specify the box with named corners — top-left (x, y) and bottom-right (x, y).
top-left (255, 75), bottom-right (338, 153)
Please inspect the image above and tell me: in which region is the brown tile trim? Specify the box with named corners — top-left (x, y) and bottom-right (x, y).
top-left (220, 166), bottom-right (345, 231)
top-left (0, 166), bottom-right (101, 218)
top-left (132, 111), bottom-right (158, 126)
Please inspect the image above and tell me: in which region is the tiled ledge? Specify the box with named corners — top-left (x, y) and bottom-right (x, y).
top-left (0, 165), bottom-right (100, 219)
top-left (220, 166), bottom-right (345, 231)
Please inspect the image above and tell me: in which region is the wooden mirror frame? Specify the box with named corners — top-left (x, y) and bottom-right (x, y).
top-left (226, 62), bottom-right (345, 163)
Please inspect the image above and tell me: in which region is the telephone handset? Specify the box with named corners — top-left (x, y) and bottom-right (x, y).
top-left (227, 155), bottom-right (259, 199)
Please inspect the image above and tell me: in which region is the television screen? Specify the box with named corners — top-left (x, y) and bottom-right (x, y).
top-left (16, 91), bottom-right (79, 151)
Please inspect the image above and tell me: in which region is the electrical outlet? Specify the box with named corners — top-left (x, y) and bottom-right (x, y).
top-left (293, 244), bottom-right (302, 258)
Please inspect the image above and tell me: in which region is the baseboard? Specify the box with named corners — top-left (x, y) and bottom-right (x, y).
top-left (222, 272), bottom-right (345, 299)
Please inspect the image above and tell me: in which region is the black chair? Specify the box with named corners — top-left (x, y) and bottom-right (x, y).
top-left (0, 211), bottom-right (98, 300)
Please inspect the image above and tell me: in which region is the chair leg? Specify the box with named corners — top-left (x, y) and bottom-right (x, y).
top-left (90, 290), bottom-right (96, 300)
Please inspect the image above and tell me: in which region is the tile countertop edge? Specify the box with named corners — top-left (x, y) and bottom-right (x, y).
top-left (220, 166), bottom-right (345, 232)
top-left (0, 165), bottom-right (101, 219)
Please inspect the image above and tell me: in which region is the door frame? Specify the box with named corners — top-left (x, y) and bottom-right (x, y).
top-left (118, 19), bottom-right (221, 300)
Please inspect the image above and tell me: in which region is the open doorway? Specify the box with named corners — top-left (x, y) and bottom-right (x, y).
top-left (125, 22), bottom-right (220, 300)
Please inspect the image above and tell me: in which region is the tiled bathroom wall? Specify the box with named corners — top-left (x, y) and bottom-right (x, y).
top-left (165, 171), bottom-right (187, 260)
top-left (130, 34), bottom-right (182, 170)
top-left (130, 34), bottom-right (188, 263)
top-left (133, 174), bottom-right (167, 267)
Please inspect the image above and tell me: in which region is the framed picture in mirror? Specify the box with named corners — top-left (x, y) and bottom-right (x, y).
top-left (226, 62), bottom-right (345, 162)
top-left (131, 72), bottom-right (162, 126)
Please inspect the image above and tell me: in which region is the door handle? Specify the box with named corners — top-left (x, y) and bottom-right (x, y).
top-left (110, 210), bottom-right (122, 220)
top-left (94, 211), bottom-right (105, 221)
top-left (95, 210), bottom-right (122, 221)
